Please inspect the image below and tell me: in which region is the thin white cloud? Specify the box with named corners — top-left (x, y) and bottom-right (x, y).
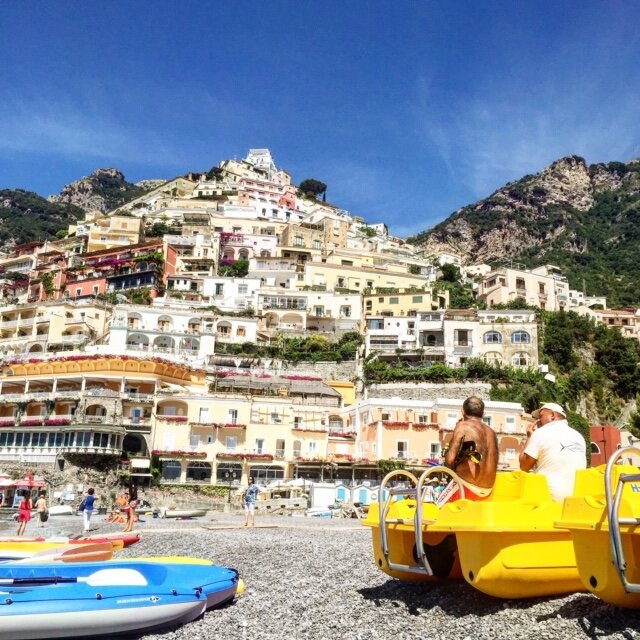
top-left (0, 81), bottom-right (260, 170)
top-left (412, 72), bottom-right (640, 199)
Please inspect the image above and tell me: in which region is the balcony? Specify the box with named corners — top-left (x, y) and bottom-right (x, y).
top-left (123, 393), bottom-right (155, 403)
top-left (123, 421), bottom-right (151, 433)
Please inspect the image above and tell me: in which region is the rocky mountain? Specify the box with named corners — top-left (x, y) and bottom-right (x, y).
top-left (0, 190), bottom-right (85, 247)
top-left (409, 156), bottom-right (640, 306)
top-left (48, 168), bottom-right (151, 213)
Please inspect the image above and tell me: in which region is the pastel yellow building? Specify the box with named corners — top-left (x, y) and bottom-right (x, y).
top-left (70, 214), bottom-right (143, 252)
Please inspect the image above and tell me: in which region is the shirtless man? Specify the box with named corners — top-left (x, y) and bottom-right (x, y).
top-left (443, 396), bottom-right (499, 500)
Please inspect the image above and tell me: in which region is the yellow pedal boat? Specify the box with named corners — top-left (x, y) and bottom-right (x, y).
top-left (363, 466), bottom-right (583, 599)
top-left (556, 446), bottom-right (640, 609)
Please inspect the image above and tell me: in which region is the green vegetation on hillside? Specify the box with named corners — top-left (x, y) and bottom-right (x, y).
top-left (0, 189), bottom-right (84, 245)
top-left (410, 159), bottom-right (640, 305)
top-left (517, 191), bottom-right (640, 306)
top-left (214, 332), bottom-right (363, 363)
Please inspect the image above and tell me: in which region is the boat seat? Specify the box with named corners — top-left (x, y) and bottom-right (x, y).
top-left (489, 470), bottom-right (553, 503)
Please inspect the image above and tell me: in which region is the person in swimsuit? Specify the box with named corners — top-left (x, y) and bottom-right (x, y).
top-left (16, 490), bottom-right (32, 536)
top-left (35, 491), bottom-right (48, 528)
top-left (443, 396), bottom-right (499, 500)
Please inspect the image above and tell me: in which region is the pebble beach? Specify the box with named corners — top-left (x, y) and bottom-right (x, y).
top-left (2, 512), bottom-right (639, 640)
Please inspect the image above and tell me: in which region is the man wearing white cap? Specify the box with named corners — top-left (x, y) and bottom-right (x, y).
top-left (519, 402), bottom-right (586, 502)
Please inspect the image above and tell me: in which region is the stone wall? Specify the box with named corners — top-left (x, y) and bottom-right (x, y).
top-left (271, 360), bottom-right (358, 381)
top-left (365, 382), bottom-right (492, 402)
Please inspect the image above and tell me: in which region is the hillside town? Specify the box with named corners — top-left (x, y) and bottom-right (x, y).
top-left (0, 149), bottom-right (637, 489)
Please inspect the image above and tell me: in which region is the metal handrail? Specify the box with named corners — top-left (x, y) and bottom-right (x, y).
top-left (605, 446), bottom-right (640, 594)
top-left (415, 466), bottom-right (465, 575)
top-left (378, 469), bottom-right (423, 576)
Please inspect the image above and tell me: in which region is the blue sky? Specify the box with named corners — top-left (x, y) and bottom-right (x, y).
top-left (1, 1), bottom-right (639, 237)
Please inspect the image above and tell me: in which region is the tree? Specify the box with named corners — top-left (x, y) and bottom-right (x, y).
top-left (439, 263), bottom-right (461, 282)
top-left (299, 179), bottom-right (327, 200)
top-left (627, 396), bottom-right (640, 441)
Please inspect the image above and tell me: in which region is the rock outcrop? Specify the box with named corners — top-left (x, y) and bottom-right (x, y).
top-left (49, 168), bottom-right (149, 214)
top-left (413, 156), bottom-right (640, 264)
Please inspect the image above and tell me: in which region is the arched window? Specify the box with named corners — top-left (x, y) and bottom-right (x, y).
top-left (590, 443), bottom-right (600, 454)
top-left (216, 462), bottom-right (242, 484)
top-left (293, 440), bottom-right (302, 458)
top-left (186, 461), bottom-right (212, 482)
top-left (483, 352), bottom-right (502, 365)
top-left (250, 465), bottom-right (284, 483)
top-left (512, 331), bottom-right (531, 344)
top-left (512, 352), bottom-right (529, 367)
top-left (483, 331), bottom-right (502, 344)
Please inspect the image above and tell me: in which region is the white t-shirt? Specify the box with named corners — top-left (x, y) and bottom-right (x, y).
top-left (524, 419), bottom-right (586, 502)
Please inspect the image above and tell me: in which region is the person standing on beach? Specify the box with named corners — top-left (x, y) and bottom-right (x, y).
top-left (16, 490), bottom-right (32, 536)
top-left (243, 476), bottom-right (261, 527)
top-left (81, 488), bottom-right (96, 532)
top-left (35, 491), bottom-right (48, 528)
top-left (123, 482), bottom-right (138, 533)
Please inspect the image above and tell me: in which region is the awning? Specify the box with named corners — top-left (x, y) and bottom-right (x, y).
top-left (130, 459), bottom-right (150, 469)
top-left (131, 472), bottom-right (152, 477)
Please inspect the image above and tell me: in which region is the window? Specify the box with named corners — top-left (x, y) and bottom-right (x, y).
top-left (238, 284), bottom-right (248, 295)
top-left (397, 441), bottom-right (408, 458)
top-left (75, 288), bottom-right (82, 297)
top-left (512, 352), bottom-right (529, 367)
top-left (365, 300), bottom-right (372, 311)
top-left (446, 413), bottom-right (458, 428)
top-left (255, 438), bottom-right (265, 454)
top-left (515, 277), bottom-right (526, 291)
top-left (294, 236), bottom-right (303, 246)
top-left (483, 331), bottom-right (502, 344)
top-left (512, 331), bottom-right (531, 344)
top-left (429, 442), bottom-right (441, 458)
top-left (293, 416), bottom-right (303, 428)
top-left (381, 413), bottom-right (390, 421)
top-left (92, 286), bottom-right (99, 296)
top-left (236, 326), bottom-right (246, 337)
top-left (389, 297), bottom-right (399, 304)
top-left (483, 415), bottom-right (492, 427)
top-left (313, 240), bottom-right (322, 250)
top-left (308, 441), bottom-right (317, 454)
top-left (228, 409), bottom-right (238, 424)
top-left (199, 408), bottom-right (209, 423)
top-left (337, 277), bottom-right (345, 288)
top-left (505, 447), bottom-right (517, 460)
top-left (340, 306), bottom-right (351, 317)
top-left (215, 284), bottom-right (224, 296)
top-left (225, 436), bottom-right (238, 450)
top-left (270, 412), bottom-right (281, 424)
top-left (505, 416), bottom-right (516, 433)
top-left (456, 330), bottom-right (469, 346)
top-left (412, 296), bottom-right (423, 303)
top-left (418, 415), bottom-right (428, 424)
top-left (483, 352), bottom-right (502, 365)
